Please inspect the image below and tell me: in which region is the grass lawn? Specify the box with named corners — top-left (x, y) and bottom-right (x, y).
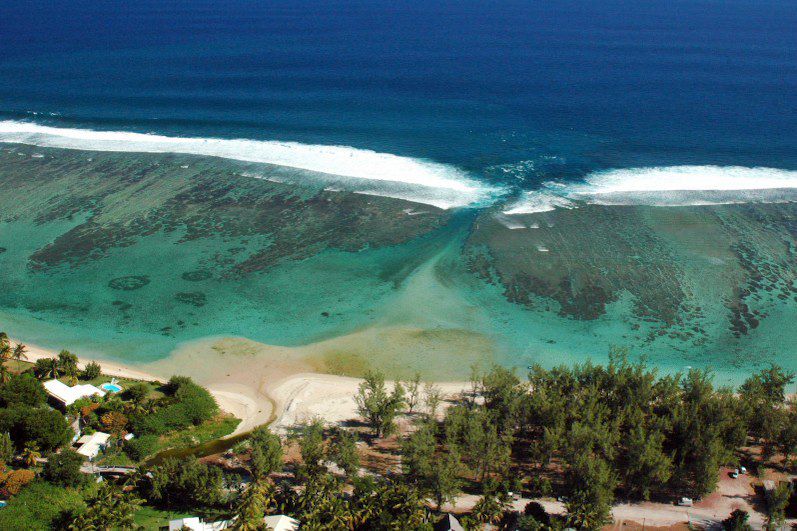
top-left (133, 505), bottom-right (192, 528)
top-left (148, 414), bottom-right (240, 457)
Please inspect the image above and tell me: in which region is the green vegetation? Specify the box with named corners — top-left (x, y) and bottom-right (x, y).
top-left (0, 481), bottom-right (88, 529)
top-left (2, 330), bottom-right (797, 530)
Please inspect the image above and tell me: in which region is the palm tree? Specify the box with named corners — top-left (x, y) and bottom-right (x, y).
top-left (68, 482), bottom-right (142, 530)
top-left (11, 343), bottom-right (28, 363)
top-left (21, 444), bottom-right (41, 468)
top-left (35, 357), bottom-right (59, 379)
top-left (0, 336), bottom-right (11, 362)
top-left (0, 361), bottom-right (10, 384)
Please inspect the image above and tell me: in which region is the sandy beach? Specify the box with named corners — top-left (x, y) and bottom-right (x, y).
top-left (10, 333), bottom-right (470, 439)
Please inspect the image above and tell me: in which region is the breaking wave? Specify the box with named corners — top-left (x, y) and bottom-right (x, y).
top-left (504, 165), bottom-right (797, 214)
top-left (0, 120), bottom-right (497, 210)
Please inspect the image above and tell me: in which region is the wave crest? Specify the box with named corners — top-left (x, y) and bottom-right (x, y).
top-left (0, 120), bottom-right (497, 209)
top-left (505, 165), bottom-right (797, 214)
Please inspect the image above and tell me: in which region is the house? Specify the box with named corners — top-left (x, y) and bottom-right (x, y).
top-left (168, 517), bottom-right (230, 531)
top-left (75, 431), bottom-right (110, 460)
top-left (263, 515), bottom-right (300, 531)
top-left (43, 379), bottom-right (105, 407)
top-left (434, 513), bottom-right (465, 531)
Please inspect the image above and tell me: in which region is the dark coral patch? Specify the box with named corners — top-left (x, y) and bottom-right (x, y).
top-left (108, 275), bottom-right (150, 291)
top-left (181, 270), bottom-right (212, 282)
top-left (174, 291), bottom-right (207, 307)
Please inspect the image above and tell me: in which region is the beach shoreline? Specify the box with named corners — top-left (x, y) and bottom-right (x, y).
top-left (9, 336), bottom-right (469, 439)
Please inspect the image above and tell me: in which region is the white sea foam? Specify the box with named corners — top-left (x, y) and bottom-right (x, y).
top-left (504, 165), bottom-right (797, 214)
top-left (0, 120), bottom-right (496, 209)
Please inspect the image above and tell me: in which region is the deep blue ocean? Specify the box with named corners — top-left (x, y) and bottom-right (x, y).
top-left (1, 0), bottom-right (795, 189)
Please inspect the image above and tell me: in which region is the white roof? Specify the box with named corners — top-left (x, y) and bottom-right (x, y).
top-left (76, 431), bottom-right (110, 458)
top-left (263, 515), bottom-right (299, 531)
top-left (168, 517), bottom-right (230, 531)
top-left (43, 379), bottom-right (105, 406)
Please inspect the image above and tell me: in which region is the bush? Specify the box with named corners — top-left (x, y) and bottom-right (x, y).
top-left (124, 434), bottom-right (160, 461)
top-left (165, 375), bottom-right (194, 395)
top-left (82, 361), bottom-right (101, 380)
top-left (124, 382), bottom-right (149, 403)
top-left (0, 465), bottom-right (35, 497)
top-left (43, 449), bottom-right (86, 487)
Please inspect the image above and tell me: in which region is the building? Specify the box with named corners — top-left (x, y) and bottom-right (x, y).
top-left (43, 379), bottom-right (105, 407)
top-left (167, 515), bottom-right (299, 531)
top-left (75, 431), bottom-right (110, 460)
top-left (168, 517), bottom-right (229, 531)
top-left (434, 513), bottom-right (465, 531)
top-left (263, 515), bottom-right (300, 531)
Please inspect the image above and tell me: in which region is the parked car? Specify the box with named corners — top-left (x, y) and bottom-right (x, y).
top-left (730, 469), bottom-right (739, 478)
top-left (678, 497), bottom-right (693, 507)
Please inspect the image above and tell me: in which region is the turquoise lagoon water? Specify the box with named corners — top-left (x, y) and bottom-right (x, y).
top-left (1, 0), bottom-right (796, 383)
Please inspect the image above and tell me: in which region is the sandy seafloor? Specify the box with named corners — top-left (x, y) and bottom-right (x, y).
top-left (2, 144), bottom-right (797, 387)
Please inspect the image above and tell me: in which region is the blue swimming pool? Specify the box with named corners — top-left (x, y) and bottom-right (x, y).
top-left (101, 383), bottom-right (122, 393)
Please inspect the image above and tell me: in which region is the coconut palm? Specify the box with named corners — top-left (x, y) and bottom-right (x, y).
top-left (21, 444), bottom-right (41, 468)
top-left (68, 482), bottom-right (141, 530)
top-left (0, 361), bottom-right (10, 384)
top-left (11, 343), bottom-right (28, 363)
top-left (0, 336), bottom-right (11, 361)
top-left (35, 357), bottom-right (59, 379)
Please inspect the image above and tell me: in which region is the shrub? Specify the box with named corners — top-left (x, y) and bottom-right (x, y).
top-left (165, 375), bottom-right (194, 395)
top-left (124, 382), bottom-right (149, 403)
top-left (100, 411), bottom-right (128, 435)
top-left (148, 456), bottom-right (224, 508)
top-left (0, 465), bottom-right (36, 497)
top-left (82, 361), bottom-right (101, 380)
top-left (123, 434), bottom-right (159, 461)
top-left (43, 449), bottom-right (86, 487)
top-left (130, 382), bottom-right (217, 435)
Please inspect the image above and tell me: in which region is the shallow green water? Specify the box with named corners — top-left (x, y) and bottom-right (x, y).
top-left (2, 145), bottom-right (797, 385)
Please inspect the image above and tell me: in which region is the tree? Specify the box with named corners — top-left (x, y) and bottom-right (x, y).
top-left (43, 449), bottom-right (86, 487)
top-left (473, 491), bottom-right (512, 525)
top-left (148, 456), bottom-right (224, 508)
top-left (765, 482), bottom-right (791, 530)
top-left (328, 428), bottom-right (360, 477)
top-left (247, 426), bottom-right (283, 480)
top-left (298, 420), bottom-right (327, 480)
top-left (723, 509), bottom-right (752, 531)
top-left (565, 455), bottom-right (617, 530)
top-left (0, 432), bottom-right (13, 463)
top-left (355, 371), bottom-right (405, 438)
top-left (424, 383), bottom-right (442, 419)
top-left (11, 343), bottom-right (28, 363)
top-left (34, 357), bottom-right (58, 379)
top-left (82, 361), bottom-right (101, 380)
top-left (231, 479), bottom-right (276, 530)
top-left (67, 482), bottom-right (141, 531)
top-left (405, 372), bottom-right (422, 414)
top-left (124, 382), bottom-right (149, 404)
top-left (621, 423), bottom-right (672, 500)
top-left (0, 333), bottom-right (9, 361)
top-left (0, 373), bottom-right (46, 407)
top-left (481, 365), bottom-right (525, 436)
top-left (403, 422), bottom-right (462, 510)
top-left (57, 350), bottom-right (79, 379)
top-left (21, 443), bottom-right (40, 468)
top-left (0, 406), bottom-right (71, 452)
top-left (0, 362), bottom-right (10, 385)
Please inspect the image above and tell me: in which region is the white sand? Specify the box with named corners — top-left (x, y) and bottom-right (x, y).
top-left (10, 333), bottom-right (471, 439)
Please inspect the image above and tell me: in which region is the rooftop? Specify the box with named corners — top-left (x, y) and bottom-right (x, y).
top-left (43, 379), bottom-right (105, 406)
top-left (75, 431), bottom-right (110, 459)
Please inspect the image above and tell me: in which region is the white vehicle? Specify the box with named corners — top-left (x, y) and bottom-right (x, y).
top-left (740, 466), bottom-right (748, 474)
top-left (678, 497), bottom-right (693, 507)
top-left (731, 469), bottom-right (739, 478)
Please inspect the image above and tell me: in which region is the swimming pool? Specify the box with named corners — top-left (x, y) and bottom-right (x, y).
top-left (101, 383), bottom-right (122, 393)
